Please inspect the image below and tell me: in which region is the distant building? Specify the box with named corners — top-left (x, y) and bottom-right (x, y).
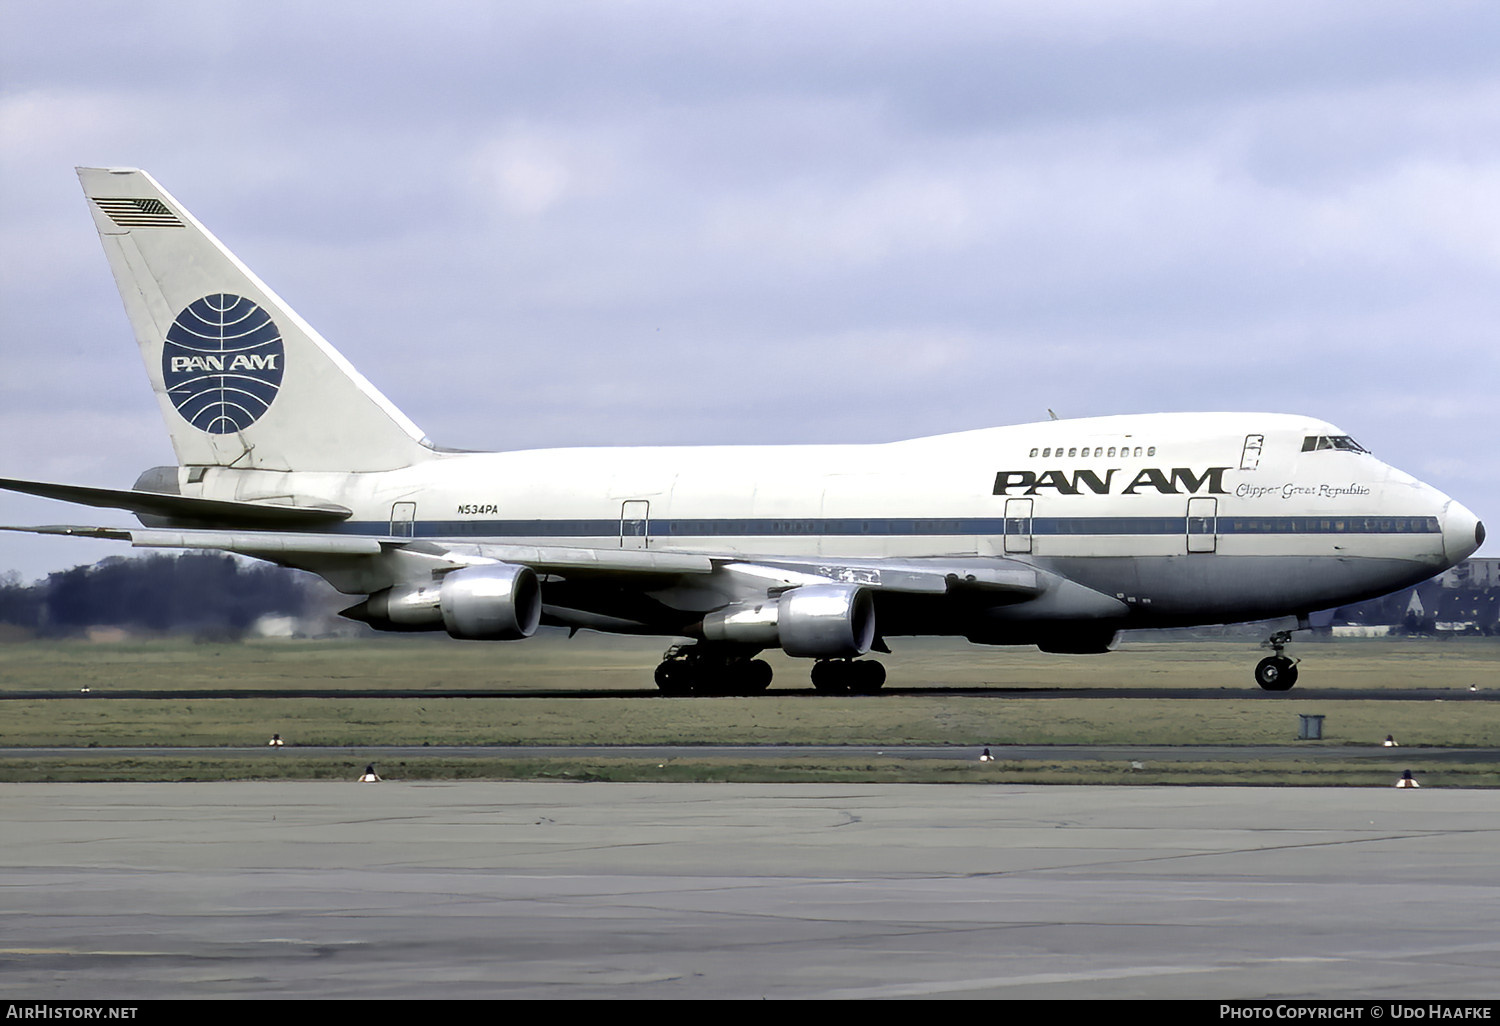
top-left (252, 615), bottom-right (300, 638)
top-left (1333, 559), bottom-right (1498, 635)
top-left (1439, 558), bottom-right (1500, 590)
top-left (1329, 625), bottom-right (1393, 638)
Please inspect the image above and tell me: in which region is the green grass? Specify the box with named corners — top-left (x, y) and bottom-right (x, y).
top-left (2, 633), bottom-right (1495, 694)
top-left (1, 634), bottom-right (1495, 783)
top-left (1, 695), bottom-right (1495, 748)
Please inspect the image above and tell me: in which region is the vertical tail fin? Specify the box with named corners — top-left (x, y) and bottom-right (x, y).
top-left (78, 167), bottom-right (432, 472)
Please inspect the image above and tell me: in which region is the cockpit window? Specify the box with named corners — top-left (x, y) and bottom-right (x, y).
top-left (1301, 435), bottom-right (1369, 454)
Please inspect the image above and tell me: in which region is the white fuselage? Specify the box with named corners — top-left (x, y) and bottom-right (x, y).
top-left (180, 411), bottom-right (1477, 630)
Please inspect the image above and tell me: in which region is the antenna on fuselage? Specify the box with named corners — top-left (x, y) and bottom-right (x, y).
top-left (1047, 409), bottom-right (1059, 421)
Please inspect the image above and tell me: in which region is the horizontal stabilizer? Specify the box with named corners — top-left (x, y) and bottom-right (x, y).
top-left (1, 525), bottom-right (713, 572)
top-left (0, 476), bottom-right (351, 528)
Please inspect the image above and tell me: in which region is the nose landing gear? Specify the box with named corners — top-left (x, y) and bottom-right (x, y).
top-left (1254, 630), bottom-right (1299, 691)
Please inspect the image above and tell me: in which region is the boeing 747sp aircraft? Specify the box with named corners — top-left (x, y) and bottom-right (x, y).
top-left (1, 168), bottom-right (1485, 693)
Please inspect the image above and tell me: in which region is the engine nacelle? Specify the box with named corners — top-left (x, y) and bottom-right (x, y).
top-left (439, 564), bottom-right (542, 640)
top-left (703, 584), bottom-right (875, 658)
top-left (780, 584), bottom-right (875, 657)
top-left (358, 563), bottom-right (541, 641)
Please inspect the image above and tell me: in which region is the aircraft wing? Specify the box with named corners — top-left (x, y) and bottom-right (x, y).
top-left (718, 555), bottom-right (1041, 595)
top-left (2, 523), bottom-right (1048, 597)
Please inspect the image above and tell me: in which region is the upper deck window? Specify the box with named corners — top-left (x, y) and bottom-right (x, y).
top-left (1301, 435), bottom-right (1370, 454)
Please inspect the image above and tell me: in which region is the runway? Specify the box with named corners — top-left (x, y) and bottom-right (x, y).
top-left (5, 685), bottom-right (1496, 700)
top-left (3, 782), bottom-right (1497, 999)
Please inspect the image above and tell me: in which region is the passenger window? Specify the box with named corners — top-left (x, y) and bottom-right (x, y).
top-left (1147, 446), bottom-right (1156, 457)
top-left (1029, 448), bottom-right (1038, 457)
top-left (1067, 447), bottom-right (1077, 457)
top-left (1107, 447), bottom-right (1116, 458)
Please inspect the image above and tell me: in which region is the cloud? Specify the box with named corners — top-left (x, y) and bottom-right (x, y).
top-left (1, 0), bottom-right (1495, 583)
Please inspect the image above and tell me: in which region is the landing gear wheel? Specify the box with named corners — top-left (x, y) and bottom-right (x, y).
top-left (703, 660), bottom-right (770, 696)
top-left (740, 659), bottom-right (773, 693)
top-left (656, 645), bottom-right (774, 695)
top-left (1255, 656), bottom-right (1298, 692)
top-left (811, 659), bottom-right (886, 694)
top-left (654, 660), bottom-right (694, 695)
top-left (848, 660), bottom-right (887, 694)
top-left (811, 660), bottom-right (845, 693)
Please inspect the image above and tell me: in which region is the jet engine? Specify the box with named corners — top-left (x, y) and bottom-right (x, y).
top-left (702, 583), bottom-right (875, 658)
top-left (355, 563), bottom-right (541, 640)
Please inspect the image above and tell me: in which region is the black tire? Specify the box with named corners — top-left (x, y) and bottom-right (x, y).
top-left (742, 659), bottom-right (773, 693)
top-left (711, 660), bottom-right (769, 696)
top-left (810, 661), bottom-right (846, 693)
top-left (654, 661), bottom-right (693, 695)
top-left (696, 667), bottom-right (738, 696)
top-left (1255, 656), bottom-right (1297, 691)
top-left (848, 660), bottom-right (886, 694)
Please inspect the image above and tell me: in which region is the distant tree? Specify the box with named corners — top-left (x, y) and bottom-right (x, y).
top-left (0, 570), bottom-right (41, 630)
top-left (0, 553), bottom-right (320, 637)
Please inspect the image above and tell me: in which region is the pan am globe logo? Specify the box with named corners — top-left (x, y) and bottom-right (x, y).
top-left (162, 294), bottom-right (284, 434)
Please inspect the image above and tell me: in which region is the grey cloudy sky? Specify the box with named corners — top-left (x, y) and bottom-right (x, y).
top-left (2, 0), bottom-right (1495, 581)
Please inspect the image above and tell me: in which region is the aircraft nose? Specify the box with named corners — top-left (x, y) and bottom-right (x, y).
top-left (1441, 499), bottom-right (1483, 565)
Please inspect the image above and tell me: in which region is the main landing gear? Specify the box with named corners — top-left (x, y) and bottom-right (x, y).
top-left (1254, 630), bottom-right (1299, 691)
top-left (653, 646), bottom-right (889, 695)
top-left (810, 659), bottom-right (887, 694)
top-left (654, 644), bottom-right (773, 696)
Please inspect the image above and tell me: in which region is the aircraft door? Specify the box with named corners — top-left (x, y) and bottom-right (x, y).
top-left (1004, 498), bottom-right (1033, 554)
top-left (390, 501), bottom-right (416, 538)
top-left (1187, 497), bottom-right (1217, 553)
top-left (620, 500), bottom-right (650, 549)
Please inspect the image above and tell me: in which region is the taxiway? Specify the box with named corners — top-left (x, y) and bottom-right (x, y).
top-left (3, 782), bottom-right (1496, 999)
